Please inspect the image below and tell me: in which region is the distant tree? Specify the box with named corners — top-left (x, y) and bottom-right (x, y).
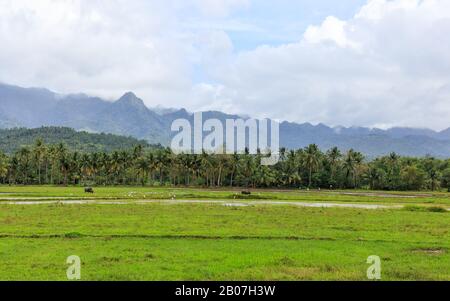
top-left (327, 147), bottom-right (342, 187)
top-left (367, 164), bottom-right (386, 190)
top-left (343, 149), bottom-right (357, 188)
top-left (440, 168), bottom-right (450, 191)
top-left (32, 139), bottom-right (46, 184)
top-left (304, 144), bottom-right (321, 188)
top-left (400, 165), bottom-right (425, 191)
top-left (422, 156), bottom-right (440, 191)
top-left (0, 151), bottom-right (9, 183)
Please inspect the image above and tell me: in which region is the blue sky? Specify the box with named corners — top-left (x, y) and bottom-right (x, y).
top-left (187, 0), bottom-right (368, 84)
top-left (205, 0), bottom-right (368, 50)
top-left (1, 0), bottom-right (450, 130)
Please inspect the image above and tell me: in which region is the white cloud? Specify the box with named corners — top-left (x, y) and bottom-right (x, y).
top-left (355, 0), bottom-right (420, 20)
top-left (195, 0), bottom-right (450, 130)
top-left (193, 0), bottom-right (250, 17)
top-left (1, 0), bottom-right (450, 130)
top-left (0, 0), bottom-right (194, 104)
top-left (304, 16), bottom-right (360, 49)
top-left (0, 0), bottom-right (250, 108)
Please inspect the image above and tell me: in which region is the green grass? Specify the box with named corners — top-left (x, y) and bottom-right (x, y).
top-left (1, 238), bottom-right (448, 281)
top-left (0, 195), bottom-right (449, 280)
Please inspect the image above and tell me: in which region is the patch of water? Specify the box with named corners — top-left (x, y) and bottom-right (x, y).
top-left (1, 199), bottom-right (409, 210)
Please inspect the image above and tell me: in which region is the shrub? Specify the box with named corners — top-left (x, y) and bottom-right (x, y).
top-left (426, 206), bottom-right (447, 213)
top-left (404, 205), bottom-right (447, 213)
top-left (64, 232), bottom-right (84, 238)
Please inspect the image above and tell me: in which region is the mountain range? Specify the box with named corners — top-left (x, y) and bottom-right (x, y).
top-left (1, 82), bottom-right (450, 158)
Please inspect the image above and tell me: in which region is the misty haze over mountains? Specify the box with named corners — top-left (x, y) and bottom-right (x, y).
top-left (1, 82), bottom-right (450, 158)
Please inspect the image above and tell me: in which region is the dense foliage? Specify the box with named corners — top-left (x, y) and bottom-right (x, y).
top-left (0, 127), bottom-right (153, 154)
top-left (0, 139), bottom-right (449, 191)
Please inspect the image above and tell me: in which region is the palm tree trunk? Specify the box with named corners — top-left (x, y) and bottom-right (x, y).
top-left (217, 167), bottom-right (222, 187)
top-left (38, 166), bottom-right (41, 185)
top-left (309, 167), bottom-right (312, 188)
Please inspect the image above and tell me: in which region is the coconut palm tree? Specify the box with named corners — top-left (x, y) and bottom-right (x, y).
top-left (154, 148), bottom-right (169, 185)
top-left (80, 153), bottom-right (92, 185)
top-left (32, 139), bottom-right (46, 184)
top-left (0, 151), bottom-right (9, 184)
top-left (422, 156), bottom-right (440, 191)
top-left (343, 149), bottom-right (356, 188)
top-left (229, 153), bottom-right (239, 187)
top-left (304, 144), bottom-right (321, 188)
top-left (327, 147), bottom-right (342, 187)
top-left (136, 155), bottom-right (150, 186)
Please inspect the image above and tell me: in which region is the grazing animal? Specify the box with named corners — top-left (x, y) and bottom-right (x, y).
top-left (84, 187), bottom-right (94, 194)
top-left (241, 191), bottom-right (251, 195)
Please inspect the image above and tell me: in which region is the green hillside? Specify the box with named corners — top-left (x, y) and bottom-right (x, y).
top-left (0, 127), bottom-right (154, 154)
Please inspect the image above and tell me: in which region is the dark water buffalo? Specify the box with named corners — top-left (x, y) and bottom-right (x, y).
top-left (241, 191), bottom-right (251, 195)
top-left (84, 187), bottom-right (94, 194)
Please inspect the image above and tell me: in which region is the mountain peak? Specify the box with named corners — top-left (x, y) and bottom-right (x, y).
top-left (116, 92), bottom-right (147, 109)
top-left (121, 91), bottom-right (137, 98)
top-left (118, 91), bottom-right (138, 101)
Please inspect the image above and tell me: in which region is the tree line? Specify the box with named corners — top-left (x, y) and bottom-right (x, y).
top-left (1, 139), bottom-right (450, 191)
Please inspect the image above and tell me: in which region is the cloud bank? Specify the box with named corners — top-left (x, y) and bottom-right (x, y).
top-left (1, 0), bottom-right (450, 130)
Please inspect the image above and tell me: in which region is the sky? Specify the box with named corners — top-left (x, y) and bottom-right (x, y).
top-left (1, 0), bottom-right (450, 130)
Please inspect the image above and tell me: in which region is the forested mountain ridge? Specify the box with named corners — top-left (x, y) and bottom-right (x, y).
top-left (2, 82), bottom-right (450, 158)
top-left (0, 127), bottom-right (153, 154)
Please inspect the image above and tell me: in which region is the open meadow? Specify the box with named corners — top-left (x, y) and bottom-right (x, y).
top-left (0, 186), bottom-right (449, 280)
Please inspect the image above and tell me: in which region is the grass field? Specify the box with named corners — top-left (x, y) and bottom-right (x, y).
top-left (0, 186), bottom-right (449, 280)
